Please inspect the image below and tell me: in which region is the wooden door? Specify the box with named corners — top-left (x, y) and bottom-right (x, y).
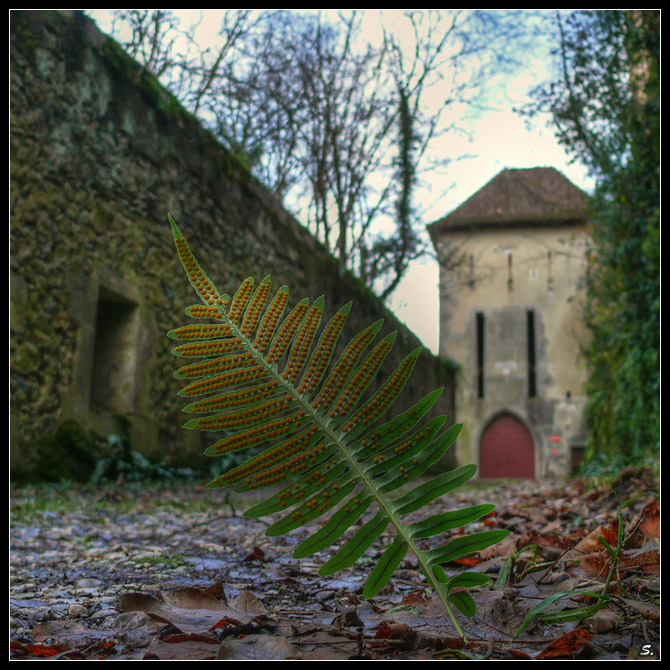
top-left (479, 414), bottom-right (535, 479)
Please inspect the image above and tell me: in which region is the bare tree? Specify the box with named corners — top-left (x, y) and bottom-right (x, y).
top-left (100, 9), bottom-right (527, 300)
top-left (109, 10), bottom-right (183, 79)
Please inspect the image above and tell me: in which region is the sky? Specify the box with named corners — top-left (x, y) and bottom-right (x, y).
top-left (389, 108), bottom-right (593, 355)
top-left (88, 10), bottom-right (594, 355)
top-left (346, 11), bottom-right (595, 354)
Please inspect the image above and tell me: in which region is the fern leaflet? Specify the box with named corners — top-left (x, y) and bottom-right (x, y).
top-left (168, 215), bottom-right (508, 638)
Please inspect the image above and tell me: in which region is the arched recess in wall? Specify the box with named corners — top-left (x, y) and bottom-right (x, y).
top-left (479, 411), bottom-right (535, 479)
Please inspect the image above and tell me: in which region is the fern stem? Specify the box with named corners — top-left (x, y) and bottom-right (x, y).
top-left (413, 550), bottom-right (468, 640)
top-left (212, 290), bottom-right (467, 639)
top-left (170, 221), bottom-right (476, 641)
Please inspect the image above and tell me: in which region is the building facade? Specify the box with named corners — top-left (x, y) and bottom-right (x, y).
top-left (428, 168), bottom-right (591, 479)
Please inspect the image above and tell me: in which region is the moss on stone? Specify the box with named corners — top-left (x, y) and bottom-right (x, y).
top-left (10, 10), bottom-right (457, 483)
top-left (13, 419), bottom-right (99, 485)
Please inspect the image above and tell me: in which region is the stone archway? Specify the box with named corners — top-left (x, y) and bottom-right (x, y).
top-left (479, 413), bottom-right (535, 479)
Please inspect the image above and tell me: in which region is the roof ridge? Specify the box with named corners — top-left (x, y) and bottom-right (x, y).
top-left (428, 167), bottom-right (588, 236)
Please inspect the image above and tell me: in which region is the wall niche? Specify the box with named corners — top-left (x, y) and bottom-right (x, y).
top-left (89, 285), bottom-right (140, 432)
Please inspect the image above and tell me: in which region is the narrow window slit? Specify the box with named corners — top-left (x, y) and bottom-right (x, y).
top-left (527, 309), bottom-right (537, 398)
top-left (476, 311), bottom-right (485, 398)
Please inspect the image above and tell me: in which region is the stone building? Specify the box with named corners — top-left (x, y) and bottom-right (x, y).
top-left (428, 167), bottom-right (591, 479)
top-left (10, 11), bottom-right (455, 482)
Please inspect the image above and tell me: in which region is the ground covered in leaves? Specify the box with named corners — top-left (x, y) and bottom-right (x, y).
top-left (10, 467), bottom-right (659, 660)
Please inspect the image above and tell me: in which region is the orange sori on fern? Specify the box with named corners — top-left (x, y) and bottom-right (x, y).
top-left (167, 214), bottom-right (508, 641)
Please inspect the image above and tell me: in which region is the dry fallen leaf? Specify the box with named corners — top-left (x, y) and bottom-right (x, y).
top-left (160, 586), bottom-right (225, 611)
top-left (216, 634), bottom-right (295, 660)
top-left (570, 525), bottom-right (618, 556)
top-left (118, 587), bottom-right (268, 634)
top-left (583, 607), bottom-right (620, 634)
top-left (479, 534), bottom-right (518, 559)
top-left (10, 641), bottom-right (69, 659)
top-left (374, 621), bottom-right (416, 650)
top-left (10, 471), bottom-right (659, 661)
top-left (143, 636), bottom-right (220, 661)
top-left (536, 628), bottom-right (593, 659)
top-left (616, 596), bottom-right (660, 623)
top-left (617, 547), bottom-right (660, 576)
top-left (638, 500), bottom-right (660, 541)
top-left (30, 619), bottom-right (113, 648)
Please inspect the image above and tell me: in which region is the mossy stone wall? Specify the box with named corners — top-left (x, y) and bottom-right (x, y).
top-left (10, 10), bottom-right (455, 482)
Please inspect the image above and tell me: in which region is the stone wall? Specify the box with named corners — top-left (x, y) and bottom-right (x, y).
top-left (10, 11), bottom-right (455, 482)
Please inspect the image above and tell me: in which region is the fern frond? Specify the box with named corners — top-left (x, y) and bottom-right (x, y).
top-left (168, 215), bottom-right (508, 639)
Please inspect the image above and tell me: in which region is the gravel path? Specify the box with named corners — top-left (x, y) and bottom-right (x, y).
top-left (10, 474), bottom-right (660, 660)
top-left (10, 484), bottom-right (275, 635)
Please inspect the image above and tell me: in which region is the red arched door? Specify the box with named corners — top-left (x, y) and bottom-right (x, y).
top-left (479, 415), bottom-right (535, 479)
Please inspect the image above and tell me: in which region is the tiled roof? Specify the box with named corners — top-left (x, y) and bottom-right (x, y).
top-left (428, 167), bottom-right (589, 236)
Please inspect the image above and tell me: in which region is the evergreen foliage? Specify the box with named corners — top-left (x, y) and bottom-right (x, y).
top-left (167, 216), bottom-right (507, 639)
top-left (532, 10), bottom-right (659, 468)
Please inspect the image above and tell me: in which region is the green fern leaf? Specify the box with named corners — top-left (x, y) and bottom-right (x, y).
top-left (168, 215), bottom-right (508, 639)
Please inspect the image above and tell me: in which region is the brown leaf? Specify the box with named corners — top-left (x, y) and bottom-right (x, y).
top-left (616, 596), bottom-right (660, 622)
top-left (638, 500), bottom-right (660, 541)
top-left (525, 531), bottom-right (571, 551)
top-left (539, 519), bottom-right (562, 534)
top-left (229, 590), bottom-right (269, 618)
top-left (479, 533), bottom-right (518, 559)
top-left (536, 628), bottom-right (593, 659)
top-left (110, 611), bottom-right (163, 649)
top-left (583, 608), bottom-right (620, 634)
top-left (568, 551), bottom-right (609, 578)
top-left (160, 586), bottom-right (224, 611)
top-left (570, 525), bottom-right (617, 556)
top-left (617, 547), bottom-right (660, 575)
top-left (31, 619), bottom-right (114, 647)
top-left (10, 641), bottom-right (70, 658)
top-left (373, 622), bottom-right (418, 651)
top-left (118, 587), bottom-right (268, 634)
top-left (243, 546), bottom-right (266, 562)
top-left (203, 581), bottom-right (228, 601)
top-left (399, 590), bottom-right (427, 609)
top-left (216, 634), bottom-right (295, 660)
top-left (118, 593), bottom-right (173, 624)
top-left (143, 637), bottom-right (220, 660)
top-left (564, 523), bottom-right (620, 577)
